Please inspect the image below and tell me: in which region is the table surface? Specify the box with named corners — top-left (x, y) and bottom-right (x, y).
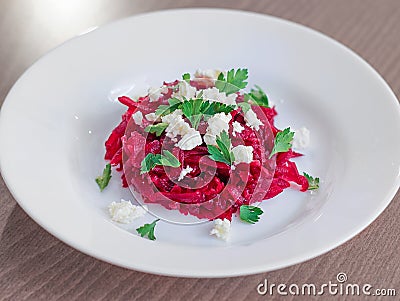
top-left (1, 0), bottom-right (399, 300)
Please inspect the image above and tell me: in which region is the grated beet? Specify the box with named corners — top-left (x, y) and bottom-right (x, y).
top-left (104, 88), bottom-right (308, 221)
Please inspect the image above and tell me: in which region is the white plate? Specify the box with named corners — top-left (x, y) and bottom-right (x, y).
top-left (1, 9), bottom-right (399, 277)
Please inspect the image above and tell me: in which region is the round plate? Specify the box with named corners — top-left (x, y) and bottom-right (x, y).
top-left (1, 9), bottom-right (399, 277)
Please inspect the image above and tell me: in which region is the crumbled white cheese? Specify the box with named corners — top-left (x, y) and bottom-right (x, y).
top-left (292, 127), bottom-right (310, 149)
top-left (194, 69), bottom-right (222, 79)
top-left (232, 121), bottom-right (244, 137)
top-left (176, 128), bottom-right (203, 150)
top-left (145, 112), bottom-right (160, 122)
top-left (203, 134), bottom-right (215, 146)
top-left (200, 87), bottom-right (237, 106)
top-left (197, 87), bottom-right (216, 99)
top-left (161, 109), bottom-right (191, 139)
top-left (232, 145), bottom-right (253, 164)
top-left (161, 109), bottom-right (203, 148)
top-left (108, 199), bottom-right (147, 224)
top-left (244, 109), bottom-right (262, 131)
top-left (203, 112), bottom-right (232, 145)
top-left (132, 111), bottom-right (143, 125)
top-left (178, 166), bottom-right (193, 181)
top-left (172, 80), bottom-right (196, 100)
top-left (210, 218), bottom-right (231, 241)
top-left (148, 86), bottom-right (168, 102)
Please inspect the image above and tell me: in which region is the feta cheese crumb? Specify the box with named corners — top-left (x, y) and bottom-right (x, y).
top-left (161, 109), bottom-right (191, 138)
top-left (232, 121), bottom-right (244, 137)
top-left (108, 199), bottom-right (147, 224)
top-left (172, 80), bottom-right (196, 100)
top-left (194, 69), bottom-right (222, 79)
top-left (292, 127), bottom-right (310, 149)
top-left (145, 112), bottom-right (160, 122)
top-left (148, 86), bottom-right (168, 102)
top-left (161, 109), bottom-right (203, 149)
top-left (176, 128), bottom-right (203, 150)
top-left (204, 112), bottom-right (232, 145)
top-left (200, 87), bottom-right (237, 105)
top-left (232, 145), bottom-right (253, 164)
top-left (210, 218), bottom-right (231, 241)
top-left (244, 109), bottom-right (262, 131)
top-left (178, 166), bottom-right (193, 181)
top-left (132, 111), bottom-right (143, 125)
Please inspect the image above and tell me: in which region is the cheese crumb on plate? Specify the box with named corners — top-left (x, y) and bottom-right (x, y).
top-left (108, 199), bottom-right (147, 224)
top-left (292, 127), bottom-right (310, 149)
top-left (210, 218), bottom-right (231, 241)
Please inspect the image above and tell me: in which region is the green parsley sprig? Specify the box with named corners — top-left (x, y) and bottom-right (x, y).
top-left (207, 131), bottom-right (235, 165)
top-left (155, 98), bottom-right (181, 117)
top-left (202, 101), bottom-right (236, 117)
top-left (303, 172), bottom-right (320, 190)
top-left (181, 98), bottom-right (235, 129)
top-left (140, 150), bottom-right (181, 174)
top-left (144, 122), bottom-right (168, 136)
top-left (269, 127), bottom-right (295, 159)
top-left (154, 96), bottom-right (235, 130)
top-left (136, 219), bottom-right (160, 240)
top-left (237, 102), bottom-right (252, 113)
top-left (216, 68), bottom-right (249, 94)
top-left (95, 163), bottom-right (112, 191)
top-left (181, 98), bottom-right (205, 130)
top-left (245, 85), bottom-right (269, 107)
top-left (239, 205), bottom-right (263, 224)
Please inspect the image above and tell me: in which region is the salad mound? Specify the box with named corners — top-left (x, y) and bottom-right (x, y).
top-left (98, 69), bottom-right (319, 240)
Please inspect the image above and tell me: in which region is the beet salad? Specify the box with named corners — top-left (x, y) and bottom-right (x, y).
top-left (96, 69), bottom-right (320, 241)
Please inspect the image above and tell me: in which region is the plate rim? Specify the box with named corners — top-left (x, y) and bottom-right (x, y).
top-left (1, 8), bottom-right (399, 278)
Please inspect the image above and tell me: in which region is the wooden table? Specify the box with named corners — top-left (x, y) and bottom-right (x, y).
top-left (1, 1), bottom-right (399, 300)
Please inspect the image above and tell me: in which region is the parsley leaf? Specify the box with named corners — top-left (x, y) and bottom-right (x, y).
top-left (207, 131), bottom-right (235, 165)
top-left (181, 98), bottom-right (204, 129)
top-left (158, 150), bottom-right (181, 167)
top-left (207, 145), bottom-right (230, 165)
top-left (245, 85), bottom-right (269, 107)
top-left (180, 98), bottom-right (236, 128)
top-left (95, 163), bottom-right (112, 191)
top-left (269, 127), bottom-right (295, 159)
top-left (154, 105), bottom-right (169, 117)
top-left (140, 153), bottom-right (161, 174)
top-left (237, 102), bottom-right (251, 113)
top-left (182, 73), bottom-right (190, 82)
top-left (169, 98), bottom-right (181, 106)
top-left (303, 172), bottom-right (320, 190)
top-left (215, 68), bottom-right (248, 94)
top-left (155, 98), bottom-right (181, 116)
top-left (216, 131), bottom-right (234, 163)
top-left (140, 151), bottom-right (181, 174)
top-left (226, 68), bottom-right (248, 89)
top-left (202, 101), bottom-right (236, 116)
top-left (240, 205), bottom-right (263, 224)
top-left (144, 122), bottom-right (168, 136)
top-left (136, 219), bottom-right (160, 240)
top-left (155, 95), bottom-right (236, 122)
